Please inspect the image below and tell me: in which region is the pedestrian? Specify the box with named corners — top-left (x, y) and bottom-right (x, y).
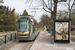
top-left (44, 28), bottom-right (46, 35)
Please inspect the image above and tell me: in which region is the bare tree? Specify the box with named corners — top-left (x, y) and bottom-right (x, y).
top-left (25, 0), bottom-right (75, 20)
top-left (57, 10), bottom-right (68, 19)
top-left (71, 9), bottom-right (75, 25)
top-left (39, 14), bottom-right (50, 27)
top-left (68, 0), bottom-right (75, 19)
top-left (25, 0), bottom-right (58, 20)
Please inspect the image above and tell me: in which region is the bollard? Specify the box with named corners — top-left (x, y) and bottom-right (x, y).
top-left (15, 33), bottom-right (16, 39)
top-left (5, 35), bottom-right (6, 44)
top-left (10, 34), bottom-right (12, 41)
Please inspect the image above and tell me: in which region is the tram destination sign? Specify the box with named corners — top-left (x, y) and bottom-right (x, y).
top-left (20, 18), bottom-right (28, 20)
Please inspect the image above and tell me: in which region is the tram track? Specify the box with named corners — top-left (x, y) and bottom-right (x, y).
top-left (22, 41), bottom-right (34, 50)
top-left (2, 30), bottom-right (40, 50)
top-left (5, 41), bottom-right (19, 50)
top-left (5, 40), bottom-right (34, 50)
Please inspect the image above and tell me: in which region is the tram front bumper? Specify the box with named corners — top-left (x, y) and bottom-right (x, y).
top-left (17, 36), bottom-right (30, 38)
top-left (17, 36), bottom-right (35, 41)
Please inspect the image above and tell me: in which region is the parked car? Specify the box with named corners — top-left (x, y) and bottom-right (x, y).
top-left (71, 25), bottom-right (75, 31)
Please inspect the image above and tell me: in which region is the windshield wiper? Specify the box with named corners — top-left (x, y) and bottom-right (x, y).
top-left (22, 26), bottom-right (27, 32)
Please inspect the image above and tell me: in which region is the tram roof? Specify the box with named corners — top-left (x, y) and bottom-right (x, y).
top-left (18, 15), bottom-right (31, 21)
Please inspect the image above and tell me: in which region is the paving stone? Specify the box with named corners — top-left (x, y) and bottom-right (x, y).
top-left (30, 31), bottom-right (75, 50)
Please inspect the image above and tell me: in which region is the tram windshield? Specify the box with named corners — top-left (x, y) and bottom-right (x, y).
top-left (17, 20), bottom-right (29, 32)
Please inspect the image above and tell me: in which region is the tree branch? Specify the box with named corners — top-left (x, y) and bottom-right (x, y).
top-left (71, 0), bottom-right (75, 9)
top-left (25, 0), bottom-right (30, 3)
top-left (48, 0), bottom-right (50, 8)
top-left (29, 0), bottom-right (33, 7)
top-left (42, 0), bottom-right (52, 11)
top-left (43, 8), bottom-right (51, 13)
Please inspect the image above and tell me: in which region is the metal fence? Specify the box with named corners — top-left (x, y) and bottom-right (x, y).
top-left (0, 32), bottom-right (17, 45)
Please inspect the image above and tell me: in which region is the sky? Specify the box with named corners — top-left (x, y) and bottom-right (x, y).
top-left (2, 0), bottom-right (48, 22)
top-left (2, 0), bottom-right (74, 22)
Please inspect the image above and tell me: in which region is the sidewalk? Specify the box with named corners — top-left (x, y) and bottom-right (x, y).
top-left (30, 31), bottom-right (75, 50)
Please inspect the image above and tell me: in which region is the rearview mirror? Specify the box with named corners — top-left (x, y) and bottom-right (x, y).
top-left (32, 22), bottom-right (34, 25)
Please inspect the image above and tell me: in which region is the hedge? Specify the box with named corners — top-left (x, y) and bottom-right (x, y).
top-left (0, 25), bottom-right (15, 32)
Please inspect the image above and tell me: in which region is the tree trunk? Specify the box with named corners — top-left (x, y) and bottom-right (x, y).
top-left (51, 11), bottom-right (54, 20)
top-left (69, 9), bottom-right (71, 19)
top-left (53, 0), bottom-right (58, 19)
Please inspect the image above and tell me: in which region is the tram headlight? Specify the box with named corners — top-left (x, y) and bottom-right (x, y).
top-left (24, 31), bottom-right (29, 35)
top-left (17, 31), bottom-right (29, 36)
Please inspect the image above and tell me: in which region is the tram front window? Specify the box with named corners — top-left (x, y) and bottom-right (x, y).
top-left (17, 21), bottom-right (29, 32)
